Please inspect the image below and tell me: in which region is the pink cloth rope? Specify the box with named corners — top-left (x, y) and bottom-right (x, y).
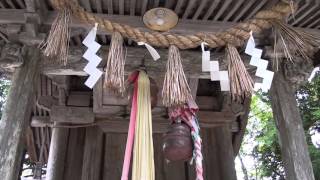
top-left (121, 74), bottom-right (139, 180)
top-left (169, 99), bottom-right (204, 180)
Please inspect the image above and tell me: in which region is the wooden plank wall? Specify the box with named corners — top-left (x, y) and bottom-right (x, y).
top-left (61, 126), bottom-right (236, 180)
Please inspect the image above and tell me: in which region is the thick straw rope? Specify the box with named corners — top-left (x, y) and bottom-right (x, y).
top-left (51, 0), bottom-right (294, 49)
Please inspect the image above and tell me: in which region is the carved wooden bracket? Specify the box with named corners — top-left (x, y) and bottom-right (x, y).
top-left (283, 58), bottom-right (314, 88)
top-left (0, 43), bottom-right (24, 72)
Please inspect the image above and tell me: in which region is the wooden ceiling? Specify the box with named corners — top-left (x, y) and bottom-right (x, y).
top-left (1, 0), bottom-right (320, 28)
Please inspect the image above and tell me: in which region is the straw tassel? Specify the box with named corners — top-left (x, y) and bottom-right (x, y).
top-left (104, 32), bottom-right (126, 94)
top-left (272, 20), bottom-right (320, 65)
top-left (226, 45), bottom-right (254, 102)
top-left (41, 7), bottom-right (71, 65)
top-left (162, 45), bottom-right (192, 107)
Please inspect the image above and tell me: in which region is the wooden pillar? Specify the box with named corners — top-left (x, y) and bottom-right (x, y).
top-left (46, 126), bottom-right (69, 180)
top-left (0, 47), bottom-right (40, 180)
top-left (81, 127), bottom-right (104, 180)
top-left (46, 86), bottom-right (69, 180)
top-left (270, 70), bottom-right (315, 180)
top-left (63, 128), bottom-right (86, 180)
top-left (214, 126), bottom-right (237, 180)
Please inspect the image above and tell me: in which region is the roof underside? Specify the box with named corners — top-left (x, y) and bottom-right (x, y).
top-left (1, 0), bottom-right (320, 47)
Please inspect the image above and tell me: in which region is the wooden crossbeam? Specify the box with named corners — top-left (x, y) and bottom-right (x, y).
top-left (1, 9), bottom-right (320, 37)
top-left (41, 46), bottom-right (255, 79)
top-left (30, 107), bottom-right (236, 133)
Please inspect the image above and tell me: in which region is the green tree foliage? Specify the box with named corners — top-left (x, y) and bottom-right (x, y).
top-left (296, 71), bottom-right (320, 179)
top-left (249, 95), bottom-right (285, 179)
top-left (0, 77), bottom-right (10, 118)
top-left (245, 72), bottom-right (320, 179)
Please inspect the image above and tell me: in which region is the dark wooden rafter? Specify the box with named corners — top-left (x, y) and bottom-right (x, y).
top-left (140, 0), bottom-right (148, 15)
top-left (214, 0), bottom-right (232, 21)
top-left (245, 0), bottom-right (269, 20)
top-left (290, 0), bottom-right (313, 25)
top-left (174, 0), bottom-right (184, 15)
top-left (130, 0), bottom-right (136, 15)
top-left (79, 0), bottom-right (92, 12)
top-left (223, 0), bottom-right (244, 22)
top-left (203, 0), bottom-right (220, 20)
top-left (233, 0), bottom-right (257, 22)
top-left (93, 0), bottom-right (102, 13)
top-left (297, 0), bottom-right (320, 27)
top-left (191, 0), bottom-right (207, 20)
top-left (182, 0), bottom-right (196, 19)
top-left (119, 0), bottom-right (125, 15)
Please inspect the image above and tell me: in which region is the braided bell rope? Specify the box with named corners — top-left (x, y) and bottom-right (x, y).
top-left (51, 0), bottom-right (294, 49)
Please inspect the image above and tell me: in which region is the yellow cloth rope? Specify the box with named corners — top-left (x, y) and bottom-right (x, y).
top-left (132, 71), bottom-right (155, 180)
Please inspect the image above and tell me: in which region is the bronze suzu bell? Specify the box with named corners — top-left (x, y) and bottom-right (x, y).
top-left (162, 122), bottom-right (193, 162)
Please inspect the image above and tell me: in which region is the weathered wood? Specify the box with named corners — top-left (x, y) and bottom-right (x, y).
top-left (201, 129), bottom-right (220, 179)
top-left (51, 106), bottom-right (95, 124)
top-left (81, 127), bottom-right (104, 180)
top-left (40, 46), bottom-right (267, 79)
top-left (103, 133), bottom-right (127, 180)
top-left (0, 47), bottom-right (40, 180)
top-left (63, 128), bottom-right (86, 180)
top-left (67, 91), bottom-right (91, 107)
top-left (0, 9), bottom-right (236, 35)
top-left (232, 98), bottom-right (251, 156)
top-left (270, 69), bottom-right (315, 180)
top-left (213, 126), bottom-right (237, 180)
top-left (97, 111), bottom-right (235, 133)
top-left (42, 46), bottom-right (232, 77)
top-left (36, 96), bottom-right (58, 111)
top-left (0, 43), bottom-right (24, 72)
top-left (46, 126), bottom-right (69, 180)
top-left (189, 78), bottom-right (199, 100)
top-left (31, 107), bottom-right (236, 132)
top-left (153, 134), bottom-right (166, 180)
top-left (25, 127), bottom-right (38, 162)
top-left (31, 116), bottom-right (52, 127)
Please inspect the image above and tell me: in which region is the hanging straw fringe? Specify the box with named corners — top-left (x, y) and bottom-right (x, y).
top-left (132, 71), bottom-right (155, 180)
top-left (162, 45), bottom-right (192, 107)
top-left (272, 20), bottom-right (320, 66)
top-left (227, 45), bottom-right (254, 102)
top-left (104, 32), bottom-right (126, 94)
top-left (41, 7), bottom-right (71, 65)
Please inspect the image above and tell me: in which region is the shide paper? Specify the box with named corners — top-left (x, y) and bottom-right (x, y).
top-left (201, 42), bottom-right (230, 91)
top-left (82, 23), bottom-right (103, 89)
top-left (245, 31), bottom-right (274, 92)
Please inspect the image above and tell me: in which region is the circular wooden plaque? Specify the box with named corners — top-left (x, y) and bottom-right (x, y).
top-left (143, 8), bottom-right (179, 32)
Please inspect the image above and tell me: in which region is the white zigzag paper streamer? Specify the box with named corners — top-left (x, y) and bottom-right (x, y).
top-left (201, 42), bottom-right (230, 91)
top-left (82, 23), bottom-right (103, 89)
top-left (245, 31), bottom-right (274, 92)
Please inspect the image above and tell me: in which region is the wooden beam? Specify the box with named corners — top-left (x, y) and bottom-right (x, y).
top-left (31, 109), bottom-right (236, 133)
top-left (0, 47), bottom-right (40, 180)
top-left (97, 111), bottom-right (235, 133)
top-left (51, 106), bottom-right (95, 124)
top-left (270, 68), bottom-right (315, 180)
top-left (41, 46), bottom-right (257, 78)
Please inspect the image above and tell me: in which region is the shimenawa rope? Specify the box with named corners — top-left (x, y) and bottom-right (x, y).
top-left (50, 0), bottom-right (295, 49)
